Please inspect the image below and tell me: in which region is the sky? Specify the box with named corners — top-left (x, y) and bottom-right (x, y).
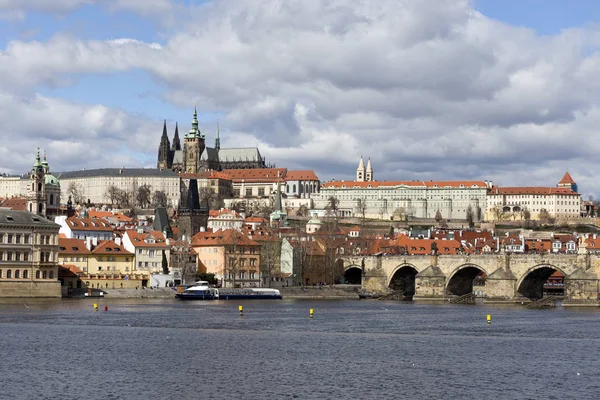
top-left (1, 0), bottom-right (600, 197)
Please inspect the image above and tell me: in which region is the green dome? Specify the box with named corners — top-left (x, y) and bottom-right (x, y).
top-left (45, 174), bottom-right (60, 186)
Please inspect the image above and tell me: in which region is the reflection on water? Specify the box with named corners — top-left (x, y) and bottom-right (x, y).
top-left (1, 299), bottom-right (599, 400)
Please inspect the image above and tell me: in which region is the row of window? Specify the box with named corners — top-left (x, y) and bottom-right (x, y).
top-left (0, 234), bottom-right (54, 245)
top-left (226, 271), bottom-right (257, 280)
top-left (228, 258), bottom-right (257, 267)
top-left (0, 269), bottom-right (54, 279)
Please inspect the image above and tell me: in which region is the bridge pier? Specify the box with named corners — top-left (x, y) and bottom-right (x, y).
top-left (563, 268), bottom-right (600, 307)
top-left (413, 266), bottom-right (446, 302)
top-left (482, 267), bottom-right (517, 304)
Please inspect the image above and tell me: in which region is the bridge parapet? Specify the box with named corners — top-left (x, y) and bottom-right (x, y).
top-left (339, 253), bottom-right (600, 305)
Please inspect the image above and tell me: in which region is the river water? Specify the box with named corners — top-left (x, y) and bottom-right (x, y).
top-left (0, 298), bottom-right (599, 400)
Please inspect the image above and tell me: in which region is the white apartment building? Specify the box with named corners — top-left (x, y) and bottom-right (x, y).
top-left (57, 168), bottom-right (181, 207)
top-left (485, 173), bottom-right (581, 220)
top-left (122, 229), bottom-right (170, 273)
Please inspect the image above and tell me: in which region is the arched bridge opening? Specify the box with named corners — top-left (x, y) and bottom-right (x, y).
top-left (343, 266), bottom-right (362, 285)
top-left (389, 265), bottom-right (418, 300)
top-left (518, 265), bottom-right (564, 300)
top-left (446, 265), bottom-right (486, 297)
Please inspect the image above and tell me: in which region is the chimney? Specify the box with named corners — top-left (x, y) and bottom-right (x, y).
top-left (85, 237), bottom-right (92, 251)
top-left (115, 237), bottom-right (121, 246)
top-left (92, 237), bottom-right (98, 246)
top-left (200, 226), bottom-right (206, 232)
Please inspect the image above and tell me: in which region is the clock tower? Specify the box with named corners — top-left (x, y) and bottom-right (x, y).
top-left (27, 149), bottom-right (47, 217)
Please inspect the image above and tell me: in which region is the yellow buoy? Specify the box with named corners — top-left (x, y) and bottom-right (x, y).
top-left (93, 303), bottom-right (98, 311)
top-left (239, 305), bottom-right (243, 316)
top-left (486, 314), bottom-right (491, 325)
top-left (309, 308), bottom-right (314, 319)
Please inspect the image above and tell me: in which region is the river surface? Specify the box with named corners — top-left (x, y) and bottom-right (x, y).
top-left (0, 298), bottom-right (599, 400)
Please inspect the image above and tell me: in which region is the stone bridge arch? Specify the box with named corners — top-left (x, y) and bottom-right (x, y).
top-left (445, 263), bottom-right (489, 297)
top-left (387, 263), bottom-right (420, 299)
top-left (516, 263), bottom-right (565, 300)
top-left (343, 263), bottom-right (363, 285)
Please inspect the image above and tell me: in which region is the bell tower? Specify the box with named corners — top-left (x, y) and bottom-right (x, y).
top-left (27, 149), bottom-right (47, 217)
top-left (183, 107), bottom-right (205, 173)
top-left (356, 156), bottom-right (366, 182)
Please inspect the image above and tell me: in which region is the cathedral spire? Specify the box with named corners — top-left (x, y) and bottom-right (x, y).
top-left (187, 106), bottom-right (202, 138)
top-left (215, 120), bottom-right (221, 151)
top-left (157, 119), bottom-right (171, 169)
top-left (172, 122), bottom-right (181, 151)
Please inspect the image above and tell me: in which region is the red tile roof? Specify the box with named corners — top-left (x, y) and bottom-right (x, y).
top-left (284, 170), bottom-right (319, 181)
top-left (179, 170), bottom-right (232, 180)
top-left (91, 240), bottom-right (133, 255)
top-left (124, 230), bottom-right (168, 248)
top-left (0, 197), bottom-right (28, 211)
top-left (222, 168), bottom-right (287, 183)
top-left (559, 171), bottom-right (576, 184)
top-left (66, 217), bottom-right (113, 231)
top-left (488, 186), bottom-right (577, 195)
top-left (59, 238), bottom-right (91, 255)
top-left (323, 180), bottom-right (487, 189)
top-left (191, 229), bottom-right (260, 247)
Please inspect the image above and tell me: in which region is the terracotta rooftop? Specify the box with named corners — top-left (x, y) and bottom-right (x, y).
top-left (66, 217), bottom-right (113, 231)
top-left (322, 180), bottom-right (487, 189)
top-left (284, 170), bottom-right (320, 181)
top-left (0, 197), bottom-right (28, 211)
top-left (222, 168), bottom-right (287, 183)
top-left (559, 171), bottom-right (576, 185)
top-left (124, 230), bottom-right (168, 248)
top-left (191, 229), bottom-right (260, 247)
top-left (58, 238), bottom-right (91, 255)
top-left (488, 186), bottom-right (577, 195)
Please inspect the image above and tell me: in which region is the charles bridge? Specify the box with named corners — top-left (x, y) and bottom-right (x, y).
top-left (341, 253), bottom-right (600, 305)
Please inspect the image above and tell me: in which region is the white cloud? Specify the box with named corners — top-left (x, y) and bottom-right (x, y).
top-left (1, 0), bottom-right (600, 195)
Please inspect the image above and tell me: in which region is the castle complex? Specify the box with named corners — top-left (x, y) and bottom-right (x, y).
top-left (157, 108), bottom-right (269, 173)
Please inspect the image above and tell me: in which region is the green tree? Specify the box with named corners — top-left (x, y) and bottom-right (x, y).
top-left (136, 184), bottom-right (152, 209)
top-left (152, 190), bottom-right (168, 208)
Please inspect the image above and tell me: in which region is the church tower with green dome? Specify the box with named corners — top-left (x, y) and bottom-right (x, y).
top-left (182, 107), bottom-right (206, 173)
top-left (42, 151), bottom-right (61, 217)
top-left (27, 149), bottom-right (47, 217)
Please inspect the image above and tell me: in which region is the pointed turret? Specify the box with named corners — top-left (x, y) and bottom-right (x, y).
top-left (215, 120), bottom-right (221, 151)
top-left (186, 106), bottom-right (202, 139)
top-left (558, 171), bottom-right (578, 192)
top-left (157, 119), bottom-right (171, 169)
top-left (356, 155), bottom-right (366, 182)
top-left (365, 157), bottom-right (373, 182)
top-left (172, 122), bottom-right (181, 151)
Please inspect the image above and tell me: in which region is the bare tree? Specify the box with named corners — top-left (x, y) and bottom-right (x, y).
top-left (355, 198), bottom-right (367, 223)
top-left (198, 187), bottom-right (218, 209)
top-left (67, 182), bottom-right (84, 204)
top-left (170, 241), bottom-right (197, 284)
top-left (105, 185), bottom-right (121, 205)
top-left (476, 206), bottom-right (482, 222)
top-left (152, 190), bottom-right (168, 208)
top-left (325, 196), bottom-right (340, 221)
top-left (392, 207), bottom-right (405, 221)
top-left (136, 184), bottom-right (152, 209)
top-left (296, 204), bottom-right (309, 217)
top-left (492, 205), bottom-right (506, 221)
top-left (259, 239), bottom-right (281, 288)
top-left (466, 205), bottom-right (474, 228)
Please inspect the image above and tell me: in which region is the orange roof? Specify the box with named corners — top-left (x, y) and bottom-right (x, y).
top-left (488, 186), bottom-right (577, 195)
top-left (58, 238), bottom-right (91, 255)
top-left (60, 264), bottom-right (84, 274)
top-left (191, 229), bottom-right (260, 247)
top-left (284, 170), bottom-right (319, 181)
top-left (245, 217), bottom-right (268, 223)
top-left (124, 230), bottom-right (168, 248)
top-left (66, 217), bottom-right (112, 231)
top-left (222, 168), bottom-right (287, 183)
top-left (208, 208), bottom-right (243, 218)
top-left (559, 171), bottom-right (576, 184)
top-left (0, 197), bottom-right (28, 211)
top-left (179, 170), bottom-right (232, 180)
top-left (91, 240), bottom-right (133, 255)
top-left (322, 180), bottom-right (487, 189)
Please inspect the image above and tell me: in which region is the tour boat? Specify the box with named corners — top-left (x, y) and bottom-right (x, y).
top-left (175, 281), bottom-right (282, 300)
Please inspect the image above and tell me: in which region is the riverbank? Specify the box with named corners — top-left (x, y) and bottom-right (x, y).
top-left (102, 288), bottom-right (176, 299)
top-left (280, 285), bottom-right (361, 299)
top-left (99, 286), bottom-right (362, 299)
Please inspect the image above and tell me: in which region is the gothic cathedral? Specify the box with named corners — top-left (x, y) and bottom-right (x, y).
top-left (157, 108), bottom-right (271, 173)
